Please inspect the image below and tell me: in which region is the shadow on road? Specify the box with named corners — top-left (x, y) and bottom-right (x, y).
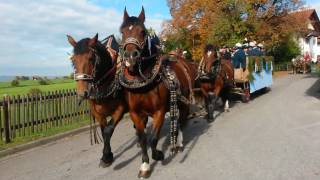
top-left (305, 76), bottom-right (320, 99)
top-left (111, 115), bottom-right (212, 171)
top-left (160, 117), bottom-right (210, 166)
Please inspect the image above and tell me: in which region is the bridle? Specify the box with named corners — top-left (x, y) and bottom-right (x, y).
top-left (73, 47), bottom-right (99, 82)
top-left (119, 28), bottom-right (163, 89)
top-left (121, 32), bottom-right (157, 62)
top-left (73, 47), bottom-right (116, 89)
top-left (122, 37), bottom-right (146, 50)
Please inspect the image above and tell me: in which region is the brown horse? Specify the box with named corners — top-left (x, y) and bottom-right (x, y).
top-left (67, 34), bottom-right (126, 167)
top-left (119, 7), bottom-right (192, 178)
top-left (198, 44), bottom-right (234, 122)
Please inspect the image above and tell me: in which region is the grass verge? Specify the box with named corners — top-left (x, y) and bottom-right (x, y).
top-left (0, 117), bottom-right (89, 150)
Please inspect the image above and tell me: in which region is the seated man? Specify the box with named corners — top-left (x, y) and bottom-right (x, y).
top-left (247, 41), bottom-right (262, 56)
top-left (232, 43), bottom-right (246, 69)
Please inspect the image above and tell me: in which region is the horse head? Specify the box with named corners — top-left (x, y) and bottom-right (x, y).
top-left (202, 44), bottom-right (218, 73)
top-left (120, 7), bottom-right (157, 74)
top-left (67, 34), bottom-right (113, 100)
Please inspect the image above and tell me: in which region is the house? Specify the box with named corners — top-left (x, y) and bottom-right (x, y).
top-left (292, 9), bottom-right (320, 63)
top-left (32, 76), bottom-right (41, 80)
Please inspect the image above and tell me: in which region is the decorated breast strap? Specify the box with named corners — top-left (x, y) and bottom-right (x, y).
top-left (119, 56), bottom-right (162, 89)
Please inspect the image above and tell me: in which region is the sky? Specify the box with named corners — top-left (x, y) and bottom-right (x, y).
top-left (0, 0), bottom-right (319, 76)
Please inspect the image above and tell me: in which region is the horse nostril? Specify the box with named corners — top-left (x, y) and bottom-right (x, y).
top-left (83, 91), bottom-right (89, 98)
top-left (132, 50), bottom-right (140, 58)
top-left (133, 51), bottom-right (137, 57)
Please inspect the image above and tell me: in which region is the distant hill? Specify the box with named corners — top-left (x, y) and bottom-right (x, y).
top-left (0, 76), bottom-right (15, 82)
top-left (0, 76), bottom-right (65, 82)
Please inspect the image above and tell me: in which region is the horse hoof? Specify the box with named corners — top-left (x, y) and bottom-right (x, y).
top-left (138, 170), bottom-right (151, 179)
top-left (99, 152), bottom-right (113, 168)
top-left (207, 118), bottom-right (215, 123)
top-left (99, 159), bottom-right (112, 168)
top-left (224, 109), bottom-right (230, 112)
top-left (152, 150), bottom-right (164, 161)
top-left (137, 143), bottom-right (141, 148)
top-left (176, 146), bottom-right (184, 152)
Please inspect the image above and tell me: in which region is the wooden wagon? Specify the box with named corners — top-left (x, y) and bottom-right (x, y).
top-left (232, 56), bottom-right (273, 102)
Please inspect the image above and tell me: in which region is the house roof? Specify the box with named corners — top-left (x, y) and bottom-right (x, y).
top-left (291, 9), bottom-right (320, 33)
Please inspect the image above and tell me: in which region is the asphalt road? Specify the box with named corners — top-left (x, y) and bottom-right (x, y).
top-left (1, 74), bottom-right (320, 180)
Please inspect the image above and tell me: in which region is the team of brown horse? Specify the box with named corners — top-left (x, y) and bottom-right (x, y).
top-left (67, 7), bottom-right (234, 179)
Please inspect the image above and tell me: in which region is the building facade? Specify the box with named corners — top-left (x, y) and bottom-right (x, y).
top-left (294, 9), bottom-right (320, 63)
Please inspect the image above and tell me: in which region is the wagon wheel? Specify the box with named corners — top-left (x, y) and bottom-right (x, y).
top-left (241, 83), bottom-right (250, 103)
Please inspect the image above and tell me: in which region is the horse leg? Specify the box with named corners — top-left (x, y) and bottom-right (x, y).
top-left (99, 120), bottom-right (114, 167)
top-left (150, 110), bottom-right (165, 161)
top-left (206, 92), bottom-right (217, 123)
top-left (221, 89), bottom-right (230, 112)
top-left (136, 117), bottom-right (148, 148)
top-left (130, 112), bottom-right (150, 179)
top-left (175, 103), bottom-right (189, 152)
top-left (99, 104), bottom-right (125, 168)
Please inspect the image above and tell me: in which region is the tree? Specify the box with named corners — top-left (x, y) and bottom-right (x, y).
top-left (164, 0), bottom-right (306, 61)
top-left (271, 36), bottom-right (301, 63)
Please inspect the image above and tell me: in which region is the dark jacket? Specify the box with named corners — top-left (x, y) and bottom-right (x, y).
top-left (247, 47), bottom-right (262, 56)
top-left (232, 49), bottom-right (246, 68)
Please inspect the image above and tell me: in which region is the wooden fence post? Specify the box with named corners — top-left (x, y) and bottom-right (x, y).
top-left (3, 96), bottom-right (11, 143)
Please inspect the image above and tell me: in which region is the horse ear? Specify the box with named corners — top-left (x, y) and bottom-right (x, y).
top-left (67, 35), bottom-right (76, 47)
top-left (89, 33), bottom-right (98, 47)
top-left (123, 7), bottom-right (129, 21)
top-left (138, 6), bottom-right (145, 23)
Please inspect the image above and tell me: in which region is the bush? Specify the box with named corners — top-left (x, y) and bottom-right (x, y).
top-left (11, 80), bottom-right (19, 87)
top-left (271, 37), bottom-right (300, 63)
top-left (38, 78), bottom-right (50, 85)
top-left (29, 88), bottom-right (42, 95)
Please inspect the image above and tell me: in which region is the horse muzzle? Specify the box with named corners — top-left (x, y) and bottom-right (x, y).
top-left (123, 49), bottom-right (141, 73)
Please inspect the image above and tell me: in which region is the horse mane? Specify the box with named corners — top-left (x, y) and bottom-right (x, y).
top-left (120, 16), bottom-right (146, 31)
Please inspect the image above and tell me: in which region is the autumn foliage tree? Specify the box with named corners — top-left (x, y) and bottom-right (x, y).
top-left (163, 0), bottom-right (307, 61)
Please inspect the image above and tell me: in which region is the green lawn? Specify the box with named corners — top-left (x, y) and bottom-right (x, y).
top-left (0, 79), bottom-right (76, 96)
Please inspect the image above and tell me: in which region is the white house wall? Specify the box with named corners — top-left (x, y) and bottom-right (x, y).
top-left (298, 37), bottom-right (319, 62)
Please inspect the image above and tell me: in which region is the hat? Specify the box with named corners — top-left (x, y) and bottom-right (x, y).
top-left (243, 43), bottom-right (249, 48)
top-left (249, 41), bottom-right (256, 47)
top-left (235, 43), bottom-right (242, 48)
top-left (257, 43), bottom-right (263, 48)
